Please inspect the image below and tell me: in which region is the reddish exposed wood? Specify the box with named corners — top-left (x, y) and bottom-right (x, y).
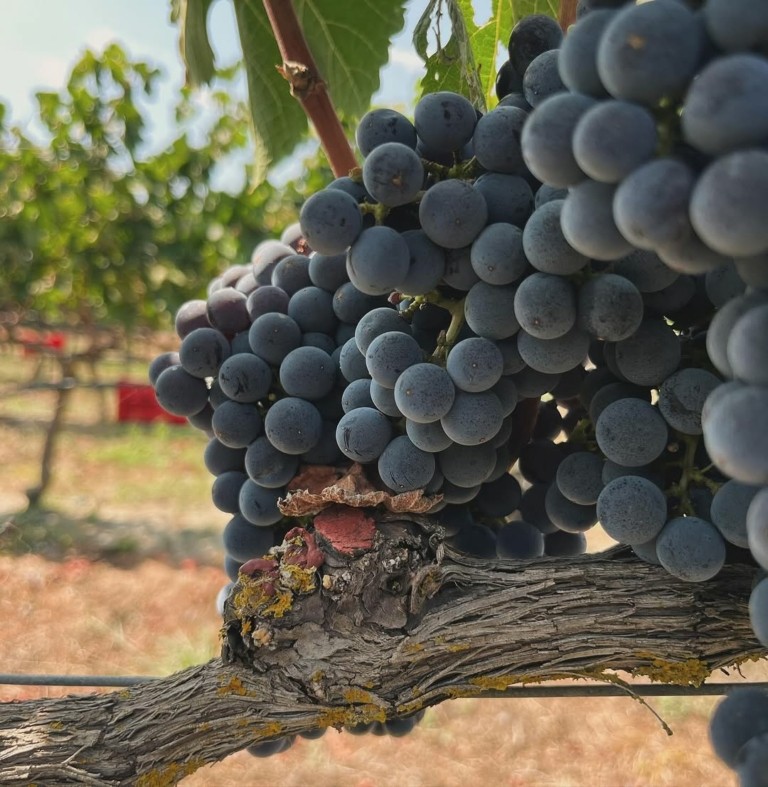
top-left (314, 506), bottom-right (377, 555)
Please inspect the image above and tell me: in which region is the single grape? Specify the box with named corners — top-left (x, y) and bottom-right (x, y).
top-left (414, 91), bottom-right (477, 155)
top-left (287, 286), bottom-right (337, 335)
top-left (399, 230), bottom-right (446, 296)
top-left (597, 475), bottom-right (668, 545)
top-left (204, 438), bottom-right (246, 476)
top-left (728, 303), bottom-right (768, 387)
top-left (362, 142), bottom-right (424, 207)
top-left (464, 282), bottom-right (520, 341)
top-left (508, 13), bottom-right (563, 75)
top-left (545, 483), bottom-right (598, 533)
top-left (523, 200), bottom-right (589, 276)
top-left (523, 50), bottom-right (566, 108)
top-left (682, 54), bottom-right (768, 156)
top-left (472, 107), bottom-right (528, 175)
top-left (595, 398), bottom-right (668, 468)
top-left (356, 107), bottom-right (417, 156)
top-left (279, 347), bottom-right (336, 402)
top-left (748, 488), bottom-right (768, 572)
top-left (702, 0), bottom-right (768, 52)
top-left (419, 179), bottom-right (488, 249)
top-left (556, 451), bottom-right (604, 506)
top-left (154, 365), bottom-right (209, 417)
top-left (557, 8), bottom-right (614, 97)
top-left (378, 435), bottom-right (436, 493)
top-left (656, 516), bottom-right (726, 583)
top-left (406, 418), bottom-right (454, 453)
top-left (514, 272), bottom-right (577, 340)
top-left (394, 363), bottom-right (456, 423)
top-left (222, 514), bottom-right (275, 563)
top-left (613, 319), bottom-right (681, 388)
top-left (218, 353), bottom-right (272, 404)
top-left (248, 312), bottom-right (302, 366)
top-left (520, 92), bottom-right (596, 187)
top-left (244, 437), bottom-right (299, 488)
top-left (446, 338), bottom-right (504, 393)
top-left (211, 471), bottom-right (249, 514)
top-left (544, 530), bottom-right (587, 557)
top-left (496, 521), bottom-right (545, 559)
top-left (441, 391), bottom-right (504, 446)
top-left (211, 401), bottom-right (263, 449)
top-left (517, 326), bottom-right (590, 375)
top-left (299, 189), bottom-right (363, 255)
top-left (474, 173), bottom-right (534, 227)
top-left (308, 253), bottom-right (349, 293)
top-left (471, 223), bottom-right (529, 285)
top-left (438, 442), bottom-right (497, 488)
top-left (690, 150), bottom-right (768, 258)
top-left (179, 327), bottom-right (230, 379)
top-left (561, 179), bottom-right (634, 260)
top-left (711, 480), bottom-right (760, 549)
top-left (596, 0), bottom-right (704, 105)
top-left (577, 273), bottom-right (643, 342)
top-left (475, 473), bottom-right (522, 518)
top-left (270, 254), bottom-right (311, 296)
top-left (751, 578), bottom-right (768, 648)
top-left (264, 397), bottom-right (323, 455)
top-left (174, 299), bottom-right (209, 339)
top-left (335, 407), bottom-right (393, 463)
top-left (365, 331), bottom-right (423, 388)
top-left (657, 368), bottom-right (721, 436)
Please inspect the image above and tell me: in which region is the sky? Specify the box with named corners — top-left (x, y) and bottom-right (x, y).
top-left (0, 0), bottom-right (425, 186)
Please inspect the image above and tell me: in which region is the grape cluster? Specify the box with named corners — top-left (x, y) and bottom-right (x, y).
top-left (149, 0), bottom-right (768, 765)
top-left (509, 1), bottom-right (766, 780)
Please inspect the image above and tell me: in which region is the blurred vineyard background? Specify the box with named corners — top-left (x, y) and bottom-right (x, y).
top-left (0, 7), bottom-right (764, 787)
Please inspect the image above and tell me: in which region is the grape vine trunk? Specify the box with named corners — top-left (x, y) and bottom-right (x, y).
top-left (0, 519), bottom-right (758, 785)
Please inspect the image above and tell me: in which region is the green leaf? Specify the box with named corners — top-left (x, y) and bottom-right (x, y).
top-left (296, 0), bottom-right (408, 117)
top-left (233, 0), bottom-right (406, 183)
top-left (233, 0), bottom-right (305, 183)
top-left (178, 0), bottom-right (216, 86)
top-left (415, 0), bottom-right (561, 108)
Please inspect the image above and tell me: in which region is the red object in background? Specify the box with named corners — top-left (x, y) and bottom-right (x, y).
top-left (116, 381), bottom-right (187, 425)
top-left (18, 329), bottom-right (66, 356)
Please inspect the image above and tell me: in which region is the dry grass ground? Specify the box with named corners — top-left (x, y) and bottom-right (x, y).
top-left (0, 346), bottom-right (761, 785)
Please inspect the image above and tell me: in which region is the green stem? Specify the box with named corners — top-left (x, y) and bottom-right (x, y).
top-left (430, 298), bottom-right (465, 364)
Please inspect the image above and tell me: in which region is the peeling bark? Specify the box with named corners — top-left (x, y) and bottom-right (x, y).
top-left (0, 514), bottom-right (762, 785)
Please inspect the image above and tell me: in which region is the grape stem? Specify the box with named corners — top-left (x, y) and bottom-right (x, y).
top-left (667, 433), bottom-right (721, 516)
top-left (430, 298), bottom-right (465, 363)
top-left (558, 0), bottom-right (578, 31)
top-left (262, 0), bottom-right (357, 177)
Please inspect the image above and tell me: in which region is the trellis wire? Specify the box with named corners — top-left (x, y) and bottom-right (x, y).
top-left (3, 674), bottom-right (768, 696)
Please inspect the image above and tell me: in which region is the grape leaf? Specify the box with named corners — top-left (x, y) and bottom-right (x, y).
top-left (177, 0), bottom-right (216, 86)
top-left (415, 0), bottom-right (561, 108)
top-left (233, 0), bottom-right (407, 183)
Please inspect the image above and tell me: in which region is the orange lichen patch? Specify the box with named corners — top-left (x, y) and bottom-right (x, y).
top-left (135, 759), bottom-right (205, 787)
top-left (316, 704), bottom-right (388, 729)
top-left (631, 658), bottom-right (710, 687)
top-left (217, 676), bottom-right (249, 697)
top-left (342, 687), bottom-right (380, 705)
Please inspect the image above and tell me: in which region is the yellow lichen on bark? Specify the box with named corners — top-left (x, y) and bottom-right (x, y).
top-left (135, 758), bottom-right (205, 787)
